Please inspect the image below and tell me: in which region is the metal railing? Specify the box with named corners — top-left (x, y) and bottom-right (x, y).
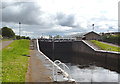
top-left (53, 60), bottom-right (74, 82)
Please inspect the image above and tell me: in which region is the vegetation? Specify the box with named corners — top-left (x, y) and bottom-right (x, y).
top-left (0, 35), bottom-right (2, 42)
top-left (102, 34), bottom-right (120, 46)
top-left (2, 40), bottom-right (30, 82)
top-left (91, 40), bottom-right (120, 52)
top-left (0, 27), bottom-right (31, 40)
top-left (0, 35), bottom-right (2, 39)
top-left (54, 35), bottom-right (61, 38)
top-left (16, 35), bottom-right (30, 40)
top-left (0, 27), bottom-right (15, 39)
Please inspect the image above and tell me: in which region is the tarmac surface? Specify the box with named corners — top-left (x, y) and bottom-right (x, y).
top-left (100, 41), bottom-right (120, 48)
top-left (25, 40), bottom-right (52, 82)
top-left (0, 40), bottom-right (13, 50)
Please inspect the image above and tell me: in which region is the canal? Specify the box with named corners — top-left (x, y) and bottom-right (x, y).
top-left (39, 40), bottom-right (120, 83)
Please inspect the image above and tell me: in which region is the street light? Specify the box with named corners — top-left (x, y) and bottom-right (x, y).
top-left (19, 22), bottom-right (21, 39)
top-left (92, 24), bottom-right (94, 31)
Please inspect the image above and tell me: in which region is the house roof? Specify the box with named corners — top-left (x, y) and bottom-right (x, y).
top-left (64, 31), bottom-right (101, 38)
top-left (84, 31), bottom-right (100, 36)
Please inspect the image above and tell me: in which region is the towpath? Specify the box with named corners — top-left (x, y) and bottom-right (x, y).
top-left (0, 40), bottom-right (13, 50)
top-left (25, 40), bottom-right (52, 82)
top-left (100, 41), bottom-right (120, 47)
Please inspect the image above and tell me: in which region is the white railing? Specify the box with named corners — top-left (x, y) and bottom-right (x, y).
top-left (53, 60), bottom-right (74, 82)
top-left (36, 39), bottom-right (75, 82)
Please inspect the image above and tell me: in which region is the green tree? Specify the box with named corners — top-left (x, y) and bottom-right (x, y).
top-left (25, 36), bottom-right (30, 40)
top-left (21, 36), bottom-right (26, 39)
top-left (16, 35), bottom-right (21, 40)
top-left (0, 27), bottom-right (15, 39)
top-left (55, 35), bottom-right (61, 38)
top-left (102, 34), bottom-right (120, 46)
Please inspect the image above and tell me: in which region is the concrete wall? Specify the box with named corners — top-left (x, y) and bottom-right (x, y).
top-left (72, 41), bottom-right (120, 73)
top-left (39, 41), bottom-right (73, 62)
top-left (39, 40), bottom-right (120, 73)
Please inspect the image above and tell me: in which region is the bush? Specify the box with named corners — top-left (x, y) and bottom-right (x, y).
top-left (102, 34), bottom-right (120, 45)
top-left (16, 35), bottom-right (30, 40)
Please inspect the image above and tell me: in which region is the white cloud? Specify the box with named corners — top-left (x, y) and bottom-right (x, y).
top-left (1, 0), bottom-right (119, 37)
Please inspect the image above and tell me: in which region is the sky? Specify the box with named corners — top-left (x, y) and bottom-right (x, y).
top-left (1, 0), bottom-right (120, 38)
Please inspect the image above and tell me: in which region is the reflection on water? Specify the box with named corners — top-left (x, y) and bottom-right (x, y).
top-left (66, 63), bottom-right (119, 82)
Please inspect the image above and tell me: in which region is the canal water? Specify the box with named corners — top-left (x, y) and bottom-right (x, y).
top-left (39, 41), bottom-right (120, 83)
top-left (65, 63), bottom-right (119, 82)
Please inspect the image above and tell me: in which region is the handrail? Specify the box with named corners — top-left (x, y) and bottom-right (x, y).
top-left (53, 60), bottom-right (73, 81)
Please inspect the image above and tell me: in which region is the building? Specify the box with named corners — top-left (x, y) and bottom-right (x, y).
top-left (76, 36), bottom-right (86, 40)
top-left (84, 31), bottom-right (101, 40)
top-left (76, 36), bottom-right (82, 40)
top-left (64, 31), bottom-right (101, 40)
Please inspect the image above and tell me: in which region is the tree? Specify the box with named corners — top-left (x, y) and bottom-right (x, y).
top-left (21, 36), bottom-right (26, 39)
top-left (25, 36), bottom-right (30, 40)
top-left (102, 34), bottom-right (120, 46)
top-left (16, 35), bottom-right (21, 40)
top-left (55, 35), bottom-right (61, 38)
top-left (15, 35), bottom-right (30, 40)
top-left (0, 27), bottom-right (15, 39)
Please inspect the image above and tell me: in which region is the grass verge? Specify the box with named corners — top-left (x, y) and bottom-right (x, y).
top-left (2, 40), bottom-right (30, 82)
top-left (91, 40), bottom-right (120, 52)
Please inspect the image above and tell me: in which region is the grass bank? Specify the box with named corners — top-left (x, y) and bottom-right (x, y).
top-left (2, 40), bottom-right (30, 82)
top-left (91, 40), bottom-right (120, 52)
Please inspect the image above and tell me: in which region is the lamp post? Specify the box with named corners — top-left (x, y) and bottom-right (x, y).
top-left (19, 22), bottom-right (21, 39)
top-left (92, 24), bottom-right (94, 31)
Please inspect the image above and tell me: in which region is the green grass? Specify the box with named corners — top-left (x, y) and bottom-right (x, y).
top-left (1, 40), bottom-right (30, 82)
top-left (91, 40), bottom-right (120, 52)
top-left (0, 49), bottom-right (1, 83)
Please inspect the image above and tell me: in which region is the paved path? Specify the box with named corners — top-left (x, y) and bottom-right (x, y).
top-left (26, 40), bottom-right (52, 82)
top-left (0, 41), bottom-right (13, 50)
top-left (100, 41), bottom-right (120, 48)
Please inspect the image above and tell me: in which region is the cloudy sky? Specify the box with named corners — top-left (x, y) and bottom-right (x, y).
top-left (1, 0), bottom-right (119, 38)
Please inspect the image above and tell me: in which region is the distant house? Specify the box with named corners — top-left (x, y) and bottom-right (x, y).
top-left (76, 36), bottom-right (83, 40)
top-left (84, 31), bottom-right (101, 40)
top-left (64, 31), bottom-right (101, 40)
